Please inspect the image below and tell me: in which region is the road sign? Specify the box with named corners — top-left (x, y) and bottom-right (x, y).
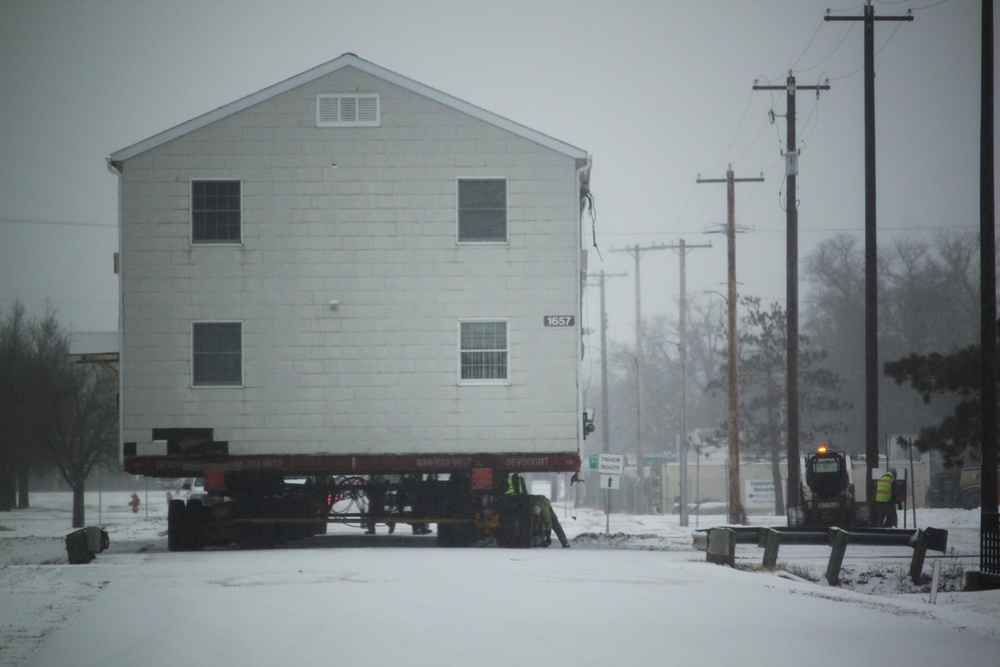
top-left (589, 454), bottom-right (599, 470)
top-left (744, 479), bottom-right (776, 510)
top-left (598, 453), bottom-right (625, 475)
top-left (600, 474), bottom-right (621, 490)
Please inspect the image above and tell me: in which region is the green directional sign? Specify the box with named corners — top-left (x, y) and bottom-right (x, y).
top-left (589, 454), bottom-right (599, 469)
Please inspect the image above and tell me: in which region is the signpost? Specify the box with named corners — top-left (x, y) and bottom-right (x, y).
top-left (598, 454), bottom-right (625, 533)
top-left (598, 453), bottom-right (626, 475)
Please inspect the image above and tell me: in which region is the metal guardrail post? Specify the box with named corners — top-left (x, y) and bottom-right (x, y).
top-left (707, 528), bottom-right (735, 567)
top-left (826, 528), bottom-right (850, 586)
top-left (909, 529), bottom-right (928, 584)
top-left (761, 528), bottom-right (781, 568)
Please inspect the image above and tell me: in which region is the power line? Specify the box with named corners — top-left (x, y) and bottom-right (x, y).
top-left (699, 89), bottom-right (757, 177)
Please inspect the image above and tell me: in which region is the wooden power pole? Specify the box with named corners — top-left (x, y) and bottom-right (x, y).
top-left (752, 72), bottom-right (829, 513)
top-left (610, 244), bottom-right (669, 514)
top-left (586, 271), bottom-right (628, 455)
top-left (663, 239), bottom-right (711, 527)
top-left (697, 166), bottom-right (763, 525)
top-left (826, 0), bottom-right (912, 508)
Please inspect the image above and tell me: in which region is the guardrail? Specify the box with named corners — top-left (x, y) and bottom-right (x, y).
top-left (699, 525), bottom-right (948, 586)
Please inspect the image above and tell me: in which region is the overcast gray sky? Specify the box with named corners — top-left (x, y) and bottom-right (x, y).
top-left (0, 0), bottom-right (990, 370)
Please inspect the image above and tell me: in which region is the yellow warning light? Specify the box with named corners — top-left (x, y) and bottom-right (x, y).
top-left (817, 445), bottom-right (828, 453)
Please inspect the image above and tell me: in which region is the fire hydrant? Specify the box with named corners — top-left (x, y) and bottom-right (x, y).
top-left (129, 492), bottom-right (140, 513)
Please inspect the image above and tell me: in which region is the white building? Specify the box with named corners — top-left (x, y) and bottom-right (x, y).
top-left (107, 54), bottom-right (592, 464)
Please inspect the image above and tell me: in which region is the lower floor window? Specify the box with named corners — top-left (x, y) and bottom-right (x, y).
top-left (193, 321), bottom-right (242, 386)
top-left (460, 320), bottom-right (508, 382)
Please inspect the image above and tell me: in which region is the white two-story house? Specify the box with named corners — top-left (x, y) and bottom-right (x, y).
top-left (107, 53), bottom-right (592, 471)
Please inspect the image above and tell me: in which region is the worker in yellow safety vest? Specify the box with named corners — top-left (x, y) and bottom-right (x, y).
top-left (874, 469), bottom-right (899, 527)
top-left (504, 472), bottom-right (526, 495)
top-left (530, 495), bottom-right (570, 548)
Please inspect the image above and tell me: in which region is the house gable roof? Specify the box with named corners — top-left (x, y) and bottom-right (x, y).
top-left (109, 53), bottom-right (588, 164)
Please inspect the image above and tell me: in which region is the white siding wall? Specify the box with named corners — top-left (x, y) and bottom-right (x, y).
top-left (120, 67), bottom-right (582, 456)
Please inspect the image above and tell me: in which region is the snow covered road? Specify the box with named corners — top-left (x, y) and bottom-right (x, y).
top-left (3, 493), bottom-right (998, 666)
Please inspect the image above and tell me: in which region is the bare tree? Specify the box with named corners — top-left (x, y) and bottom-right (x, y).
top-left (0, 302), bottom-right (39, 510)
top-left (27, 313), bottom-right (118, 527)
top-left (714, 297), bottom-right (850, 514)
top-left (804, 231), bottom-right (982, 450)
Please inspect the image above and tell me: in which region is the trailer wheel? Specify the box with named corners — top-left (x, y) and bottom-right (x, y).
top-left (497, 496), bottom-right (533, 548)
top-left (436, 521), bottom-right (475, 547)
top-left (238, 499), bottom-right (277, 550)
top-left (186, 499), bottom-right (206, 551)
top-left (437, 522), bottom-right (458, 547)
top-left (167, 499), bottom-right (187, 552)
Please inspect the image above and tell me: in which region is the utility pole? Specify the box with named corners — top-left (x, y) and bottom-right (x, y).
top-left (826, 3), bottom-right (913, 504)
top-left (662, 239), bottom-right (712, 527)
top-left (697, 166), bottom-right (763, 525)
top-left (978, 0), bottom-right (999, 578)
top-left (753, 72), bottom-right (830, 514)
top-left (609, 243), bottom-right (669, 514)
top-left (586, 271), bottom-right (628, 455)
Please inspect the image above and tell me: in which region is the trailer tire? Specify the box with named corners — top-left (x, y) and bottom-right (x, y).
top-left (436, 521), bottom-right (476, 547)
top-left (168, 499), bottom-right (187, 552)
top-left (238, 499), bottom-right (277, 550)
top-left (185, 499), bottom-right (206, 551)
top-left (497, 496), bottom-right (533, 548)
top-left (437, 522), bottom-right (458, 547)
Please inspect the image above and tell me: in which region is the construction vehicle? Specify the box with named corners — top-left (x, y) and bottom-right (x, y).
top-left (789, 446), bottom-right (867, 528)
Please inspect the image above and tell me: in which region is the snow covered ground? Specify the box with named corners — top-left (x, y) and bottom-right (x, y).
top-left (1, 491), bottom-right (998, 666)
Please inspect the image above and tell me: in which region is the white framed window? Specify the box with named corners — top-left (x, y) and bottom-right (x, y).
top-left (191, 179), bottom-right (242, 244)
top-left (316, 93), bottom-right (380, 127)
top-left (192, 321), bottom-right (243, 387)
top-left (457, 178), bottom-right (507, 243)
top-left (459, 320), bottom-right (508, 384)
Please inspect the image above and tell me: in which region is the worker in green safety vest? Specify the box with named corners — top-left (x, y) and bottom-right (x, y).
top-left (530, 495), bottom-right (570, 548)
top-left (504, 472), bottom-right (526, 495)
top-left (874, 469), bottom-right (899, 527)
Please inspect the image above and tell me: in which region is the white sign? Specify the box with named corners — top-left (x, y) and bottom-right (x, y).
top-left (600, 474), bottom-right (621, 490)
top-left (744, 479), bottom-right (776, 510)
top-left (598, 453), bottom-right (626, 476)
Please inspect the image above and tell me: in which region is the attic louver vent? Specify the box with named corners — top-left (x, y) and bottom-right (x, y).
top-left (316, 94), bottom-right (380, 127)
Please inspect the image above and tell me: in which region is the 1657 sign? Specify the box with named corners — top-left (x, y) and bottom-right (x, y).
top-left (543, 315), bottom-right (575, 327)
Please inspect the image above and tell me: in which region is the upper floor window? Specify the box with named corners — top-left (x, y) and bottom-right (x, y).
top-left (457, 179), bottom-right (507, 243)
top-left (191, 180), bottom-right (241, 244)
top-left (192, 321), bottom-right (243, 387)
top-left (459, 320), bottom-right (508, 383)
top-left (316, 93), bottom-right (380, 127)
